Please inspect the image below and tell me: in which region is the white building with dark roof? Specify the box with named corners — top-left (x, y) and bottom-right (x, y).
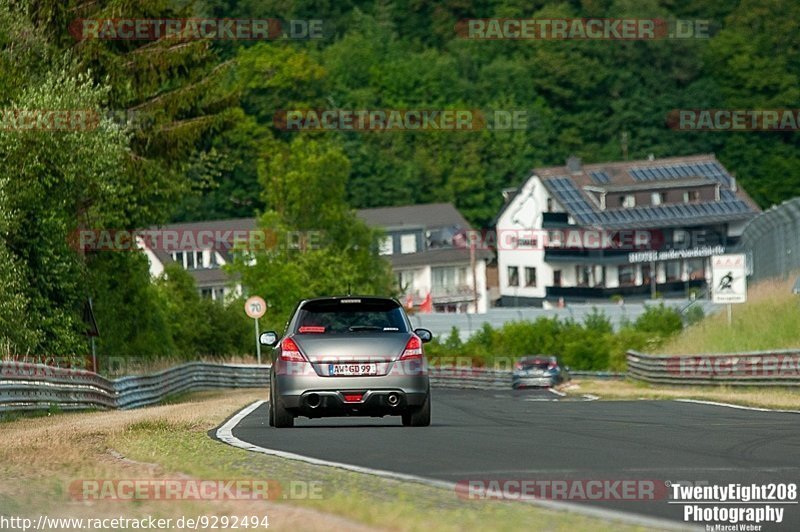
top-left (357, 203), bottom-right (491, 313)
top-left (139, 218), bottom-right (253, 302)
top-left (495, 154), bottom-right (761, 305)
top-left (140, 203), bottom-right (490, 312)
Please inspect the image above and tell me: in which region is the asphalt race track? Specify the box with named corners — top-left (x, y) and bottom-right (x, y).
top-left (225, 389), bottom-right (800, 529)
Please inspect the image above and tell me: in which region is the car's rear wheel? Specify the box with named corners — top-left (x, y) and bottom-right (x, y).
top-left (267, 384), bottom-right (275, 427)
top-left (402, 389), bottom-right (431, 427)
top-left (270, 383), bottom-right (294, 428)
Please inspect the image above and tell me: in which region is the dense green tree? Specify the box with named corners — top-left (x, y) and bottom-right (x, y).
top-left (231, 135), bottom-right (395, 330)
top-left (178, 0), bottom-right (800, 228)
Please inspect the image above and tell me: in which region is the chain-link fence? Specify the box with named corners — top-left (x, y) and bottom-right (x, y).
top-left (736, 197), bottom-right (800, 282)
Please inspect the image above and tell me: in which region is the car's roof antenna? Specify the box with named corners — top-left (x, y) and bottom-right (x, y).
top-left (347, 282), bottom-right (352, 295)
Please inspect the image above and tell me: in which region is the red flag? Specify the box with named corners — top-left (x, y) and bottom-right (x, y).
top-left (420, 292), bottom-right (433, 313)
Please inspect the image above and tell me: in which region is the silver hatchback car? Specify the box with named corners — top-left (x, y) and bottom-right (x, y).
top-left (260, 296), bottom-right (432, 428)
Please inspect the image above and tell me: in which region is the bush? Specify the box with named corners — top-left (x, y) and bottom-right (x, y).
top-left (684, 304), bottom-right (705, 326)
top-left (583, 308), bottom-right (613, 335)
top-left (633, 303), bottom-right (683, 337)
top-left (563, 332), bottom-right (614, 370)
top-left (155, 265), bottom-right (251, 359)
top-left (423, 304), bottom-right (688, 370)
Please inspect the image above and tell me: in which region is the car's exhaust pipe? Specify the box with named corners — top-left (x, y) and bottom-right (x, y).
top-left (387, 393), bottom-right (400, 407)
top-left (306, 393), bottom-right (321, 409)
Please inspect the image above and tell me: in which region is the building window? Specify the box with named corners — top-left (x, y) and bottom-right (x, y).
top-left (507, 266), bottom-right (519, 287)
top-left (400, 233), bottom-right (417, 254)
top-left (200, 288), bottom-right (213, 299)
top-left (641, 264), bottom-right (653, 285)
top-left (683, 190), bottom-right (700, 203)
top-left (379, 235), bottom-right (393, 255)
top-left (665, 260), bottom-right (682, 281)
top-left (553, 270), bottom-right (562, 287)
top-left (618, 265), bottom-right (636, 286)
top-left (172, 251), bottom-right (185, 268)
top-left (524, 267), bottom-right (537, 287)
top-left (187, 250), bottom-right (203, 269)
top-left (432, 266), bottom-right (467, 296)
top-left (433, 267), bottom-right (467, 291)
top-left (214, 288), bottom-right (225, 301)
top-left (576, 265), bottom-right (591, 286)
top-left (621, 195), bottom-right (636, 208)
top-left (687, 258), bottom-right (705, 280)
top-left (546, 198), bottom-right (554, 212)
top-left (596, 266), bottom-right (607, 287)
top-left (651, 192), bottom-right (665, 206)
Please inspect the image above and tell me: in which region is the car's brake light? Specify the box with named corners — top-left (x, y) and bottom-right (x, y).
top-left (343, 393), bottom-right (363, 402)
top-left (280, 336), bottom-right (306, 362)
top-left (298, 326), bottom-right (325, 334)
top-left (400, 335), bottom-right (423, 360)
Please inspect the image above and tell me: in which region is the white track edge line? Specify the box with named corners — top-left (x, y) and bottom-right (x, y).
top-left (215, 400), bottom-right (696, 531)
top-left (674, 398), bottom-right (800, 414)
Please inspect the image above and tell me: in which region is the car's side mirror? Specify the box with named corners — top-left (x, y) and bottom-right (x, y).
top-left (414, 328), bottom-right (433, 343)
top-left (259, 331), bottom-right (279, 346)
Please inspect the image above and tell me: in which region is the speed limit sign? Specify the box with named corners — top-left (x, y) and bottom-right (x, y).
top-left (245, 296), bottom-right (266, 319)
top-left (245, 296), bottom-right (267, 364)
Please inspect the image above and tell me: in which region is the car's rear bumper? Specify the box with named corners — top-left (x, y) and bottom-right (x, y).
top-left (280, 389), bottom-right (428, 417)
top-left (512, 375), bottom-right (556, 387)
top-left (274, 369), bottom-right (429, 418)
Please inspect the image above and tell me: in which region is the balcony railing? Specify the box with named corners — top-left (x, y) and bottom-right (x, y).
top-left (431, 284), bottom-right (474, 299)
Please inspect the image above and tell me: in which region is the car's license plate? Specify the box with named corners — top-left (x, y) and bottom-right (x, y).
top-left (328, 363), bottom-right (378, 376)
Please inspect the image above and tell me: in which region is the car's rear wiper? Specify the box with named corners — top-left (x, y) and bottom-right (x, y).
top-left (348, 325), bottom-right (383, 331)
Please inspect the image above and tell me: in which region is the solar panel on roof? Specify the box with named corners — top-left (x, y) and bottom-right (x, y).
top-left (590, 170), bottom-right (611, 184)
top-left (546, 168), bottom-right (756, 228)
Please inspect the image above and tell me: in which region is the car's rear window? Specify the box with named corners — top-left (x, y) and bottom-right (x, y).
top-left (295, 299), bottom-right (409, 333)
top-left (523, 360), bottom-right (553, 370)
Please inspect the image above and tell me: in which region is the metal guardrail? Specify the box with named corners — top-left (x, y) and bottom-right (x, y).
top-left (627, 350), bottom-right (800, 386)
top-left (429, 367), bottom-right (624, 389)
top-left (0, 361), bottom-right (269, 413)
top-left (430, 367), bottom-right (511, 389)
top-left (1, 360), bottom-right (627, 413)
top-left (115, 363), bottom-right (268, 409)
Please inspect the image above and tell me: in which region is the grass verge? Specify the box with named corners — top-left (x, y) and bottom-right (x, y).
top-left (658, 276), bottom-right (800, 355)
top-left (0, 389), bottom-right (652, 531)
top-left (566, 379), bottom-right (800, 410)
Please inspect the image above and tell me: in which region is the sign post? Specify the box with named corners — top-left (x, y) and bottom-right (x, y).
top-left (244, 296), bottom-right (267, 364)
top-left (711, 254), bottom-right (747, 326)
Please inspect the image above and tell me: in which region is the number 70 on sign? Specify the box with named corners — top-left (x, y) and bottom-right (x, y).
top-left (244, 296), bottom-right (267, 363)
